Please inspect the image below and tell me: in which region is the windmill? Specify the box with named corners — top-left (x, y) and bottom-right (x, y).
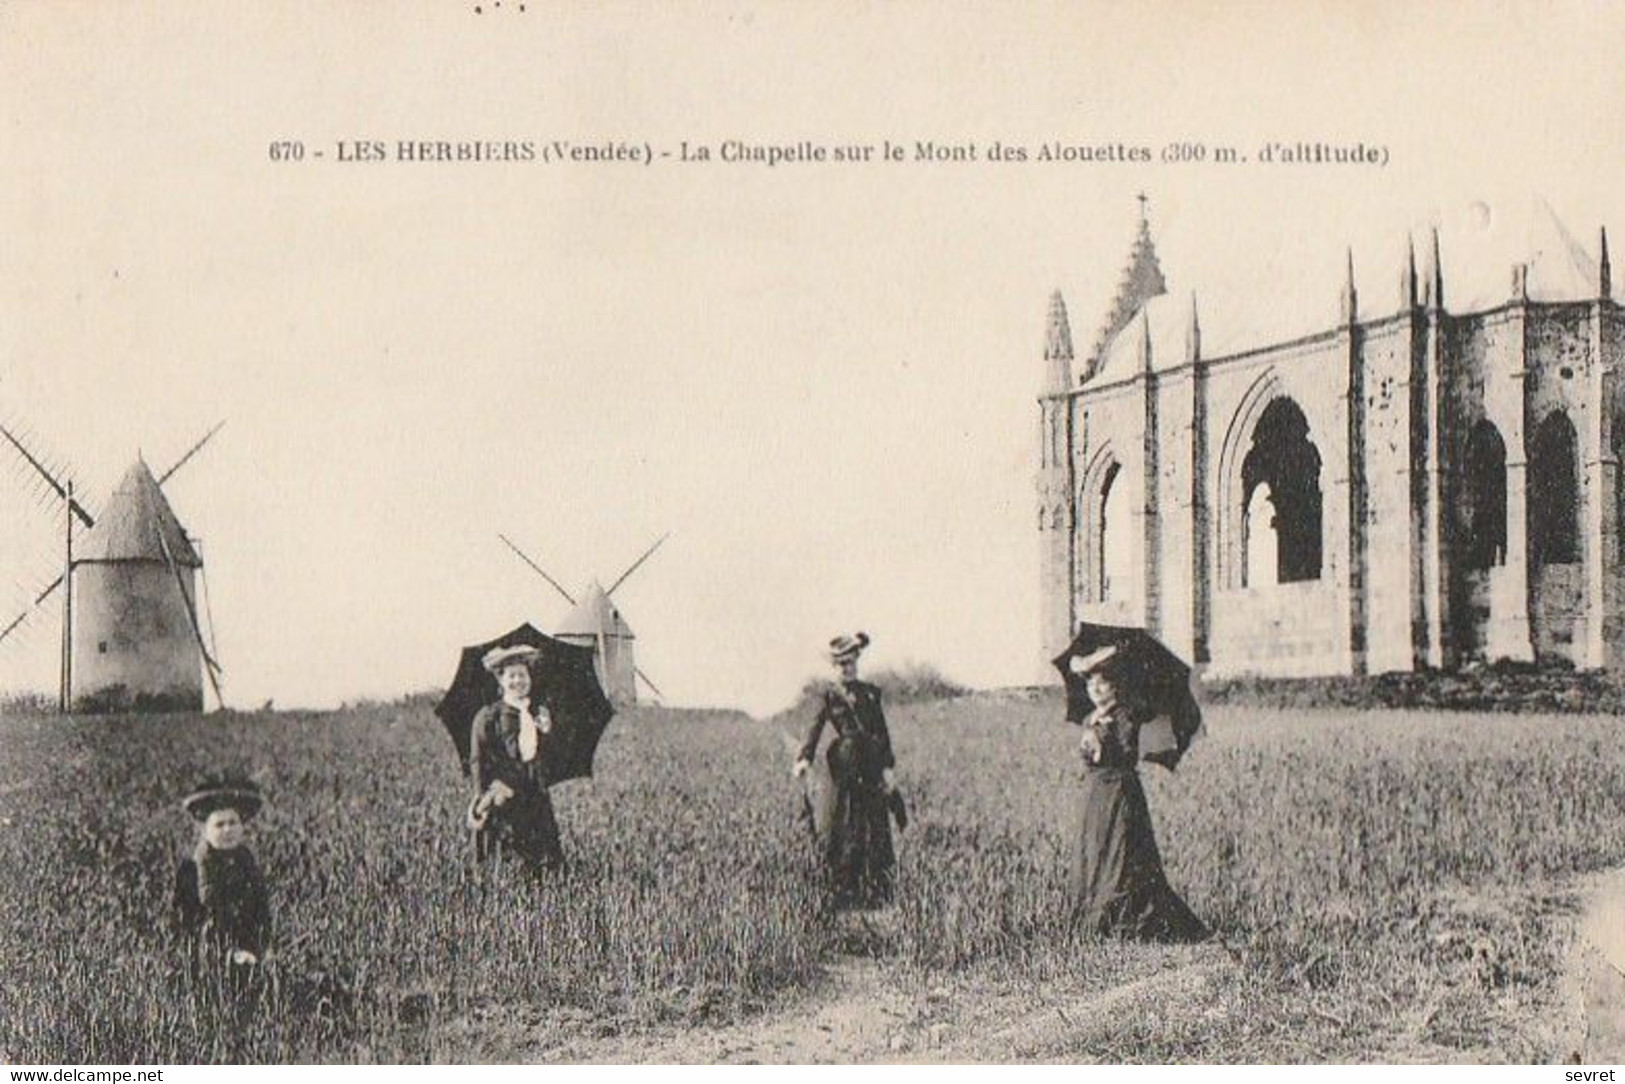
top-left (0, 421), bottom-right (225, 713)
top-left (497, 532), bottom-right (668, 707)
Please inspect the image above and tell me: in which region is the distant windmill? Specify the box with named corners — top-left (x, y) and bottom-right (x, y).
top-left (497, 532), bottom-right (668, 706)
top-left (0, 421), bottom-right (226, 713)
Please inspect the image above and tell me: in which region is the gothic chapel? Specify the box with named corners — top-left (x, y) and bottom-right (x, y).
top-left (1037, 200), bottom-right (1623, 679)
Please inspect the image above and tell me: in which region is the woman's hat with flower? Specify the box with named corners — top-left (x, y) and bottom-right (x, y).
top-left (828, 631), bottom-right (871, 662)
top-left (1069, 644), bottom-right (1121, 675)
top-left (482, 644), bottom-right (541, 674)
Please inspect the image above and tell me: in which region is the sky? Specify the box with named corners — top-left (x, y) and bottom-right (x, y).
top-left (2, 1), bottom-right (1624, 715)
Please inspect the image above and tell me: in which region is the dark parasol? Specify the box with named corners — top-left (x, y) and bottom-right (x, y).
top-left (1051, 621), bottom-right (1204, 770)
top-left (433, 623), bottom-right (615, 784)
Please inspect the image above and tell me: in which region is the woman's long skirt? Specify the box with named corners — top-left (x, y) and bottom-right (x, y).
top-left (475, 788), bottom-right (565, 874)
top-left (820, 778), bottom-right (896, 909)
top-left (1070, 766), bottom-right (1206, 941)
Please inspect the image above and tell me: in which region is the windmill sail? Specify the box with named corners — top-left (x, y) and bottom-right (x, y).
top-left (605, 532), bottom-right (669, 597)
top-left (194, 539), bottom-right (222, 664)
top-left (154, 518), bottom-right (225, 709)
top-left (634, 666), bottom-right (664, 700)
top-left (157, 421), bottom-right (225, 486)
top-left (497, 534), bottom-right (577, 605)
top-left (0, 575), bottom-right (64, 648)
top-left (0, 421), bottom-right (93, 528)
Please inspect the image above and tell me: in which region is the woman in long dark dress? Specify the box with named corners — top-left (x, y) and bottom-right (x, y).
top-left (1068, 645), bottom-right (1206, 942)
top-left (793, 632), bottom-right (899, 909)
top-left (468, 644), bottom-right (567, 874)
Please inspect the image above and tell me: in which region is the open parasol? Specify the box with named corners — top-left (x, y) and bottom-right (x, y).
top-left (1051, 621), bottom-right (1204, 770)
top-left (433, 622), bottom-right (615, 784)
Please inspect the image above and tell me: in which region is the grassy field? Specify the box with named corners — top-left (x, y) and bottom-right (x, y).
top-left (1, 692), bottom-right (1622, 1063)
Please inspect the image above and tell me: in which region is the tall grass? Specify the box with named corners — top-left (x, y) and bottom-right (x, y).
top-left (0, 706), bottom-right (827, 1062)
top-left (887, 695), bottom-right (1625, 1059)
top-left (1, 693), bottom-right (1621, 1062)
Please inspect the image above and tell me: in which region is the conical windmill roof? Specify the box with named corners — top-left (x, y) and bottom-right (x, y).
top-left (75, 459), bottom-right (201, 567)
top-left (555, 581), bottom-right (635, 639)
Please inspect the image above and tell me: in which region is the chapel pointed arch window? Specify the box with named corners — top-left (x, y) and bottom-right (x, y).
top-left (1098, 461), bottom-right (1130, 600)
top-left (1463, 420), bottom-right (1508, 571)
top-left (1530, 410), bottom-right (1580, 566)
top-left (1239, 397), bottom-right (1322, 585)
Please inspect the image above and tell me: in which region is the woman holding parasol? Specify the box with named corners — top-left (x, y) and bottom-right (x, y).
top-left (1059, 631), bottom-right (1207, 942)
top-left (434, 625), bottom-right (616, 877)
top-left (467, 644), bottom-right (569, 874)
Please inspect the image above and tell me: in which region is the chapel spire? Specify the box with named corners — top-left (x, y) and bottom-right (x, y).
top-left (1083, 196), bottom-right (1168, 378)
top-left (1402, 234), bottom-right (1419, 310)
top-left (1600, 226), bottom-right (1612, 300)
top-left (1341, 248), bottom-right (1358, 323)
top-left (1186, 291), bottom-right (1201, 362)
top-left (1043, 290), bottom-right (1074, 392)
top-left (1426, 227), bottom-right (1445, 311)
top-left (1045, 290), bottom-right (1074, 362)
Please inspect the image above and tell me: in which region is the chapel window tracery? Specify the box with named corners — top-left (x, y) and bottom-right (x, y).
top-left (1240, 397), bottom-right (1323, 585)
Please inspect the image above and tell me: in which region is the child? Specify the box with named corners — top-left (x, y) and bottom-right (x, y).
top-left (173, 778), bottom-right (273, 975)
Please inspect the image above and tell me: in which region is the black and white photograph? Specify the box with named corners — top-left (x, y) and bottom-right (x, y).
top-left (0, 0), bottom-right (1622, 1068)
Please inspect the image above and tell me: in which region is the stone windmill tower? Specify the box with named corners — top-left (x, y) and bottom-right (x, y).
top-left (0, 423), bottom-right (225, 712)
top-left (69, 458), bottom-right (214, 711)
top-left (552, 581), bottom-right (637, 705)
top-left (497, 532), bottom-right (668, 707)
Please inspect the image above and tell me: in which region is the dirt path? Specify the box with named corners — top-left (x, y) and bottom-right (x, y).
top-left (536, 940), bottom-right (1230, 1064)
top-left (452, 872), bottom-right (1625, 1064)
top-left (553, 954), bottom-right (912, 1064)
top-left (1566, 869), bottom-right (1625, 1063)
top-left (929, 955), bottom-right (1229, 1062)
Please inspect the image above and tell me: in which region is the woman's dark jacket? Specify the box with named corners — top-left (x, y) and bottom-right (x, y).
top-left (799, 680), bottom-right (894, 784)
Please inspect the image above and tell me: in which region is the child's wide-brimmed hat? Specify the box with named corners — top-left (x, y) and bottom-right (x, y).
top-left (1068, 644), bottom-right (1121, 675)
top-left (828, 631), bottom-right (870, 662)
top-left (482, 644), bottom-right (541, 673)
top-left (182, 778), bottom-right (264, 822)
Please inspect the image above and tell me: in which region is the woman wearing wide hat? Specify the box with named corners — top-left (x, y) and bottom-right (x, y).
top-left (793, 632), bottom-right (902, 909)
top-left (467, 644), bottom-right (567, 874)
top-left (1067, 645), bottom-right (1206, 942)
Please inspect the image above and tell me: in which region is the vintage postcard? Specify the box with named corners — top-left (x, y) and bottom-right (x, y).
top-left (1, 0), bottom-right (1622, 1069)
